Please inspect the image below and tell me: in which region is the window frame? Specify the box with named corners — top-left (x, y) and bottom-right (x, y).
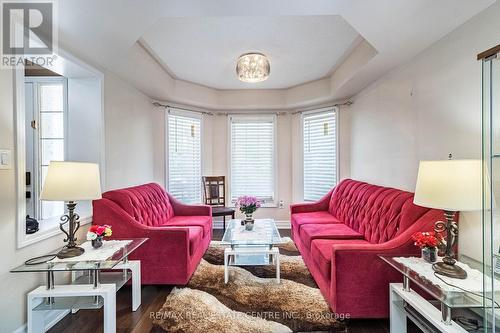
top-left (15, 49), bottom-right (105, 249)
top-left (25, 76), bottom-right (69, 221)
top-left (301, 107), bottom-right (339, 202)
top-left (227, 113), bottom-right (278, 208)
top-left (165, 108), bottom-right (204, 204)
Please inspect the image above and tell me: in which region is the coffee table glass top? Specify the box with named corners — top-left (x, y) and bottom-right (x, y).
top-left (11, 238), bottom-right (148, 273)
top-left (222, 219), bottom-right (282, 246)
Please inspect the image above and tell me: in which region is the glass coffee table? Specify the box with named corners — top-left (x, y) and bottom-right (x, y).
top-left (11, 238), bottom-right (147, 333)
top-left (221, 219), bottom-right (282, 283)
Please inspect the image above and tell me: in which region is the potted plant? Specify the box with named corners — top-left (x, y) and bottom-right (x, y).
top-left (236, 196), bottom-right (261, 230)
top-left (87, 224), bottom-right (112, 249)
top-left (412, 231), bottom-right (440, 263)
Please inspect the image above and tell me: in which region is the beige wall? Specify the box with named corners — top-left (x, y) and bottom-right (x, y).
top-left (349, 1), bottom-right (500, 261)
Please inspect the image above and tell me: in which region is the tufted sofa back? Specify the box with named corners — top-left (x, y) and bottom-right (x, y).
top-left (329, 179), bottom-right (430, 244)
top-left (103, 183), bottom-right (174, 227)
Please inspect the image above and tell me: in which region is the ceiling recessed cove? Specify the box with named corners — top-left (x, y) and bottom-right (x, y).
top-left (236, 53), bottom-right (270, 83)
top-left (140, 16), bottom-right (361, 89)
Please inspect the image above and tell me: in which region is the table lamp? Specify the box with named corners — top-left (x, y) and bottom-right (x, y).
top-left (414, 158), bottom-right (482, 279)
top-left (41, 161), bottom-right (102, 258)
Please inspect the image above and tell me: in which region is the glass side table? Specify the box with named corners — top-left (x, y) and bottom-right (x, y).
top-left (380, 255), bottom-right (500, 333)
top-left (11, 238), bottom-right (147, 333)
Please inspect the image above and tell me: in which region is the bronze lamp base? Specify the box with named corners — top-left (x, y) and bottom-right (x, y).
top-left (432, 210), bottom-right (467, 280)
top-left (56, 201), bottom-right (85, 259)
top-left (57, 245), bottom-right (85, 259)
top-left (433, 261), bottom-right (467, 279)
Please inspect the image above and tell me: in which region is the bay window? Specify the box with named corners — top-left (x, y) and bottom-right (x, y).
top-left (303, 108), bottom-right (337, 201)
top-left (229, 114), bottom-right (277, 206)
top-left (167, 109), bottom-right (202, 203)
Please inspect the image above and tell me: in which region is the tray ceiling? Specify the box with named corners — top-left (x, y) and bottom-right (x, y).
top-left (141, 16), bottom-right (360, 90)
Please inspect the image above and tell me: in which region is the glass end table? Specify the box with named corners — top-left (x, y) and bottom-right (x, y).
top-left (380, 255), bottom-right (500, 332)
top-left (11, 238), bottom-right (147, 333)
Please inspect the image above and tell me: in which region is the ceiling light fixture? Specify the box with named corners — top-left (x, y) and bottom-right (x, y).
top-left (236, 53), bottom-right (270, 83)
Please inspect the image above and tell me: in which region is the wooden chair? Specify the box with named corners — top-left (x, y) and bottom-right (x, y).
top-left (202, 176), bottom-right (235, 231)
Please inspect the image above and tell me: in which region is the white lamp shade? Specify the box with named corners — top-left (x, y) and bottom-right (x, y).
top-left (40, 161), bottom-right (102, 201)
top-left (414, 159), bottom-right (482, 211)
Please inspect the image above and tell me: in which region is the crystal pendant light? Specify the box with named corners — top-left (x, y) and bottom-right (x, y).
top-left (236, 53), bottom-right (270, 83)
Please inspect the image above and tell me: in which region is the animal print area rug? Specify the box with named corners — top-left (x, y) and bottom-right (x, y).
top-left (152, 238), bottom-right (346, 333)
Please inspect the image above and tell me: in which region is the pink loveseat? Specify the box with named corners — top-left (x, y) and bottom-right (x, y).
top-left (291, 179), bottom-right (442, 318)
top-left (92, 183), bottom-right (212, 284)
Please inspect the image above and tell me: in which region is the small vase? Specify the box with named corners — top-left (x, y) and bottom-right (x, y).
top-left (422, 247), bottom-right (437, 263)
top-left (244, 214), bottom-right (254, 231)
top-left (92, 237), bottom-right (103, 249)
top-left (244, 220), bottom-right (254, 231)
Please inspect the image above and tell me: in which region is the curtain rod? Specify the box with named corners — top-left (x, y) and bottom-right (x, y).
top-left (152, 101), bottom-right (214, 115)
top-left (153, 101), bottom-right (286, 116)
top-left (153, 100), bottom-right (353, 116)
top-left (216, 111), bottom-right (288, 116)
top-left (291, 100), bottom-right (353, 115)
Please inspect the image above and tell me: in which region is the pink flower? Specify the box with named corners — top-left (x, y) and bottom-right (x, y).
top-left (236, 196), bottom-right (261, 214)
top-left (96, 226), bottom-right (106, 235)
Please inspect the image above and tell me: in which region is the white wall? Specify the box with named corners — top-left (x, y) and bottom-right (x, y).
top-left (67, 77), bottom-right (103, 214)
top-left (104, 72), bottom-right (165, 190)
top-left (349, 1), bottom-right (500, 261)
top-left (67, 78), bottom-right (103, 164)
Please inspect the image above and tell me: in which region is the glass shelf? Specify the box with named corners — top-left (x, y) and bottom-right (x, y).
top-left (33, 296), bottom-right (103, 311)
top-left (32, 270), bottom-right (132, 312)
top-left (73, 271), bottom-right (132, 290)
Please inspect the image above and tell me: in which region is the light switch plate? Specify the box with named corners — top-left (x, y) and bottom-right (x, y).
top-left (0, 149), bottom-right (12, 170)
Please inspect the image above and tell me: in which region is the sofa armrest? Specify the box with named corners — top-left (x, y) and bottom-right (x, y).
top-left (93, 198), bottom-right (191, 266)
top-left (290, 189), bottom-right (333, 214)
top-left (329, 209), bottom-right (442, 318)
top-left (166, 193), bottom-right (212, 216)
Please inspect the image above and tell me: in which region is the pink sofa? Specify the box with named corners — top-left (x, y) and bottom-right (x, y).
top-left (92, 183), bottom-right (212, 285)
top-left (291, 179), bottom-right (442, 318)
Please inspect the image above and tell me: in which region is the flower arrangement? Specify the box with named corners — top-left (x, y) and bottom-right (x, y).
top-left (412, 231), bottom-right (440, 263)
top-left (236, 195), bottom-right (261, 215)
top-left (87, 224), bottom-right (112, 249)
top-left (412, 232), bottom-right (440, 249)
top-left (236, 196), bottom-right (261, 230)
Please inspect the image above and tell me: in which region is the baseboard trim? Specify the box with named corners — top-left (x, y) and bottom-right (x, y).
top-left (212, 220), bottom-right (291, 229)
top-left (12, 308), bottom-right (69, 333)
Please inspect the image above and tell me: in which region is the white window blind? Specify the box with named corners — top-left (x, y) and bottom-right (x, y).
top-left (303, 109), bottom-right (337, 201)
top-left (168, 111), bottom-right (202, 203)
top-left (230, 115), bottom-right (276, 204)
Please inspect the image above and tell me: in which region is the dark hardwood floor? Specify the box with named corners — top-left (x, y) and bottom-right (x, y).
top-left (49, 229), bottom-right (392, 333)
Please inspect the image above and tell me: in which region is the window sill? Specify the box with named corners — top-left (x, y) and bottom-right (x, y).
top-left (18, 214), bottom-right (92, 249)
top-left (228, 203), bottom-right (278, 209)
